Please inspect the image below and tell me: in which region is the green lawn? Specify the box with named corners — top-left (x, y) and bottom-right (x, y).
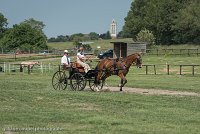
top-left (47, 39), bottom-right (200, 52)
top-left (47, 38), bottom-right (133, 51)
top-left (0, 73), bottom-right (200, 134)
top-left (1, 41), bottom-right (200, 133)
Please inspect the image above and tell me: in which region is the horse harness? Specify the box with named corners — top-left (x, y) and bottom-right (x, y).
top-left (106, 58), bottom-right (127, 75)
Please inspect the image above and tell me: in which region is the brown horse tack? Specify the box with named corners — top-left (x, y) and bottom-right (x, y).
top-left (95, 53), bottom-right (142, 91)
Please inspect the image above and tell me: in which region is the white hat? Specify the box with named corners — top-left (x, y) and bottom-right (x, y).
top-left (64, 50), bottom-right (69, 53)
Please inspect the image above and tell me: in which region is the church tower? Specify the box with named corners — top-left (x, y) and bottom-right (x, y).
top-left (110, 19), bottom-right (117, 38)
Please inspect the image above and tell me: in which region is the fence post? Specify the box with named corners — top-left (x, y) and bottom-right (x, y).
top-left (156, 49), bottom-right (159, 56)
top-left (8, 63), bottom-right (10, 73)
top-left (4, 62), bottom-right (6, 72)
top-left (41, 63), bottom-right (43, 73)
top-left (154, 65), bottom-right (156, 75)
top-left (192, 65), bottom-right (194, 76)
top-left (180, 65), bottom-right (182, 75)
top-left (145, 65), bottom-right (148, 75)
top-left (167, 64), bottom-right (169, 75)
top-left (28, 65), bottom-right (30, 74)
top-left (49, 63), bottom-right (51, 73)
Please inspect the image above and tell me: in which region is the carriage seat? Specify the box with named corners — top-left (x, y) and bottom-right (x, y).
top-left (71, 61), bottom-right (83, 68)
top-left (76, 62), bottom-right (83, 68)
top-left (71, 61), bottom-right (85, 73)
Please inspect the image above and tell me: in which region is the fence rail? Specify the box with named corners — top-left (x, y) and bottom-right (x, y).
top-left (134, 64), bottom-right (200, 76)
top-left (1, 63), bottom-right (200, 76)
top-left (146, 49), bottom-right (199, 56)
top-left (0, 62), bottom-right (59, 74)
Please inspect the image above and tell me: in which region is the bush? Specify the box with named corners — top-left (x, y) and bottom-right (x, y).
top-left (136, 29), bottom-right (155, 48)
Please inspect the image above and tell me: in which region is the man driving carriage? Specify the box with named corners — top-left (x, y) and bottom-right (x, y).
top-left (61, 50), bottom-right (71, 69)
top-left (77, 47), bottom-right (91, 73)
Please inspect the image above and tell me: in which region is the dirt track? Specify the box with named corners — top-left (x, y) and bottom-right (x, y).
top-left (97, 86), bottom-right (200, 97)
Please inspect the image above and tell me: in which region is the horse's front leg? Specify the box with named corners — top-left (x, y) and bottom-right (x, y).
top-left (119, 74), bottom-right (127, 91)
top-left (120, 79), bottom-right (123, 91)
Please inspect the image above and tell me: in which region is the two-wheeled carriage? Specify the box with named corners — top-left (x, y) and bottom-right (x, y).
top-left (52, 62), bottom-right (104, 91)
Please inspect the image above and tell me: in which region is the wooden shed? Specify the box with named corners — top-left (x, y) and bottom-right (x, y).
top-left (111, 42), bottom-right (147, 58)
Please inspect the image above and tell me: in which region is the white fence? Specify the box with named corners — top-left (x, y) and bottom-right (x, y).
top-left (0, 62), bottom-right (59, 74)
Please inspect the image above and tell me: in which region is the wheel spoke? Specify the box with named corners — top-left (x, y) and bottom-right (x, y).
top-left (53, 82), bottom-right (59, 90)
top-left (89, 79), bottom-right (103, 91)
top-left (52, 71), bottom-right (67, 90)
top-left (70, 73), bottom-right (86, 91)
top-left (58, 83), bottom-right (61, 90)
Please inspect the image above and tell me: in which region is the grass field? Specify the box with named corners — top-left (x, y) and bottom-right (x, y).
top-left (47, 38), bottom-right (200, 51)
top-left (47, 38), bottom-right (133, 51)
top-left (0, 74), bottom-right (200, 134)
top-left (1, 39), bottom-right (200, 133)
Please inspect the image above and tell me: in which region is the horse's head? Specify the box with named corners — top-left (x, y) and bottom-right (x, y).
top-left (135, 53), bottom-right (142, 68)
top-left (34, 61), bottom-right (40, 66)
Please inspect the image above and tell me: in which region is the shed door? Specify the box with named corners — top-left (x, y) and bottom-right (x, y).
top-left (121, 44), bottom-right (127, 57)
top-left (113, 43), bottom-right (127, 58)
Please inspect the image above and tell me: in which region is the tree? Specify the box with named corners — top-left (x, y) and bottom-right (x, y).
top-left (89, 32), bottom-right (99, 40)
top-left (173, 0), bottom-right (200, 44)
top-left (48, 35), bottom-right (70, 42)
top-left (117, 31), bottom-right (125, 38)
top-left (70, 33), bottom-right (84, 41)
top-left (0, 12), bottom-right (8, 39)
top-left (0, 23), bottom-right (47, 52)
top-left (21, 18), bottom-right (45, 31)
top-left (105, 31), bottom-right (111, 39)
top-left (123, 0), bottom-right (191, 44)
top-left (136, 29), bottom-right (155, 48)
top-left (99, 31), bottom-right (111, 39)
top-left (123, 0), bottom-right (148, 38)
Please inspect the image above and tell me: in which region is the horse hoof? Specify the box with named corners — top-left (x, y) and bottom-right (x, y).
top-left (95, 87), bottom-right (100, 92)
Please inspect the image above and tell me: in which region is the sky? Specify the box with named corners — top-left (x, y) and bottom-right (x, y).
top-left (0, 0), bottom-right (132, 38)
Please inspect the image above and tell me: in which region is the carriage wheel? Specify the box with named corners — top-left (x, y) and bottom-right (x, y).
top-left (89, 79), bottom-right (104, 91)
top-left (52, 71), bottom-right (68, 90)
top-left (70, 73), bottom-right (86, 91)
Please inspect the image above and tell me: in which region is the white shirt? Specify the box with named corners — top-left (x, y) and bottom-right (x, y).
top-left (77, 52), bottom-right (84, 62)
top-left (61, 55), bottom-right (71, 65)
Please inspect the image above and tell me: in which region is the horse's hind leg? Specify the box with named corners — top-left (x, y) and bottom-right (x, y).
top-left (95, 71), bottom-right (102, 85)
top-left (102, 73), bottom-right (111, 90)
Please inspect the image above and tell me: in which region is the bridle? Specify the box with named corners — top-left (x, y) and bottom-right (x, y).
top-left (136, 56), bottom-right (142, 68)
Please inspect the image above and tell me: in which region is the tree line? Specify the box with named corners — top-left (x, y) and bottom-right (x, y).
top-left (0, 15), bottom-right (48, 53)
top-left (0, 12), bottom-right (112, 53)
top-left (122, 0), bottom-right (200, 45)
top-left (48, 31), bottom-right (111, 42)
top-left (1, 0), bottom-right (199, 53)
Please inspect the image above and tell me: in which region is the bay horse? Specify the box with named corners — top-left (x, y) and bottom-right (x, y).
top-left (95, 53), bottom-right (142, 91)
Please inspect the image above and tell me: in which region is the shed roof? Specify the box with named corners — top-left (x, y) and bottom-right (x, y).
top-left (110, 41), bottom-right (147, 44)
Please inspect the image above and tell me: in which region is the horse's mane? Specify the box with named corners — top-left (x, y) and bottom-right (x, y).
top-left (122, 53), bottom-right (140, 68)
top-left (124, 53), bottom-right (140, 59)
